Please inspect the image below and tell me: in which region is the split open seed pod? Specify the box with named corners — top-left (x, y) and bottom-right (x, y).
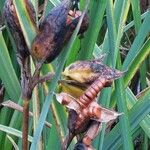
top-left (59, 80), bottom-right (85, 99)
top-left (55, 92), bottom-right (81, 113)
top-left (62, 59), bottom-right (124, 84)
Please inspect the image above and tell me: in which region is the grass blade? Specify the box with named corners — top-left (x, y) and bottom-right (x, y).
top-left (0, 124), bottom-right (33, 142)
top-left (112, 0), bottom-right (130, 66)
top-left (103, 88), bottom-right (150, 149)
top-left (115, 78), bottom-right (134, 150)
top-left (13, 0), bottom-right (37, 49)
top-left (96, 1), bottom-right (131, 149)
top-left (106, 0), bottom-right (117, 66)
top-left (115, 55), bottom-right (133, 150)
top-left (124, 37), bottom-right (150, 86)
top-left (0, 32), bottom-right (21, 101)
top-left (78, 0), bottom-right (107, 60)
top-left (131, 0), bottom-right (141, 33)
top-left (123, 11), bottom-right (150, 70)
top-left (6, 135), bottom-right (19, 150)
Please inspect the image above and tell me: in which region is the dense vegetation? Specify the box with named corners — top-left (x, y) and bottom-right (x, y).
top-left (0, 0), bottom-right (150, 149)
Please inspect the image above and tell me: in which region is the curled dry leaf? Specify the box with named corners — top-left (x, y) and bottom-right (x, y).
top-left (31, 0), bottom-right (89, 63)
top-left (95, 105), bottom-right (123, 123)
top-left (61, 59), bottom-right (124, 106)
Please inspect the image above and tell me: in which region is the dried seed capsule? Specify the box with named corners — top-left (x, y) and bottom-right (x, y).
top-left (31, 0), bottom-right (71, 62)
top-left (64, 10), bottom-right (89, 43)
top-left (31, 0), bottom-right (89, 63)
top-left (63, 59), bottom-right (124, 84)
top-left (82, 121), bottom-right (101, 147)
top-left (56, 92), bottom-right (81, 112)
top-left (67, 108), bottom-right (92, 134)
top-left (3, 0), bottom-right (36, 59)
top-left (59, 80), bottom-right (85, 99)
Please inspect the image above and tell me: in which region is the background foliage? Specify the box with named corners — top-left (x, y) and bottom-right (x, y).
top-left (0, 0), bottom-right (150, 149)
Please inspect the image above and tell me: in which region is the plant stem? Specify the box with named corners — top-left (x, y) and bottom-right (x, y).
top-left (62, 132), bottom-right (74, 150)
top-left (22, 99), bottom-right (30, 150)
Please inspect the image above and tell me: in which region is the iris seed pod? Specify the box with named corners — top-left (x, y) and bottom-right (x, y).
top-left (82, 121), bottom-right (101, 148)
top-left (60, 59), bottom-right (124, 149)
top-left (62, 59), bottom-right (124, 84)
top-left (59, 80), bottom-right (85, 99)
top-left (3, 0), bottom-right (36, 58)
top-left (56, 92), bottom-right (123, 130)
top-left (31, 0), bottom-right (89, 63)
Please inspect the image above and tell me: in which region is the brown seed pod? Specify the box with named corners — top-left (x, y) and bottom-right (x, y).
top-left (75, 101), bottom-right (123, 129)
top-left (31, 0), bottom-right (89, 63)
top-left (64, 10), bottom-right (89, 43)
top-left (56, 92), bottom-right (123, 131)
top-left (75, 102), bottom-right (101, 128)
top-left (68, 109), bottom-right (93, 134)
top-left (62, 59), bottom-right (124, 84)
top-left (58, 91), bottom-right (123, 149)
top-left (58, 59), bottom-right (124, 149)
top-left (3, 0), bottom-right (36, 59)
top-left (82, 121), bottom-right (102, 147)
